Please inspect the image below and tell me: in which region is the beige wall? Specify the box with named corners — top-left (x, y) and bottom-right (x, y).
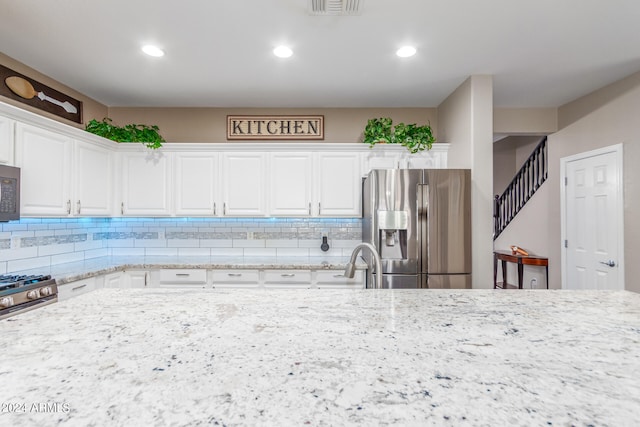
top-left (439, 75), bottom-right (494, 289)
top-left (106, 107), bottom-right (438, 143)
top-left (496, 71), bottom-right (640, 292)
top-left (493, 135), bottom-right (543, 195)
top-left (0, 53), bottom-right (107, 128)
top-left (494, 108), bottom-right (557, 135)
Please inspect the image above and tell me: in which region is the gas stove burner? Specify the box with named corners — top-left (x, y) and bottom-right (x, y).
top-left (0, 274), bottom-right (57, 320)
top-left (0, 274), bottom-right (52, 291)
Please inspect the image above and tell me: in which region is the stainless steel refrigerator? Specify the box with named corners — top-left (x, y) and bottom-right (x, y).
top-left (361, 169), bottom-right (471, 289)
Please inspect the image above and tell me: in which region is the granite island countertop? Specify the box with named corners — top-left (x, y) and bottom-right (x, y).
top-left (1, 289), bottom-right (639, 426)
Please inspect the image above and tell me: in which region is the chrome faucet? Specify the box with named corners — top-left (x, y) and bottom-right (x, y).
top-left (344, 242), bottom-right (383, 289)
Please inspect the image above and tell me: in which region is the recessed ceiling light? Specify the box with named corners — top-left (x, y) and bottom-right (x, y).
top-left (396, 46), bottom-right (417, 58)
top-left (142, 45), bottom-right (165, 57)
top-left (273, 46), bottom-right (293, 58)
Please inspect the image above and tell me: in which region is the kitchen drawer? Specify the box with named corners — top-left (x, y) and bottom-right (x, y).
top-left (58, 278), bottom-right (96, 301)
top-left (159, 269), bottom-right (207, 284)
top-left (264, 270), bottom-right (312, 289)
top-left (212, 270), bottom-right (260, 288)
top-left (315, 270), bottom-right (365, 289)
top-left (264, 270), bottom-right (312, 285)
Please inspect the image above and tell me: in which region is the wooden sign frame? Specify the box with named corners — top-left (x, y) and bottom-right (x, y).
top-left (227, 115), bottom-right (324, 140)
top-left (0, 64), bottom-right (82, 124)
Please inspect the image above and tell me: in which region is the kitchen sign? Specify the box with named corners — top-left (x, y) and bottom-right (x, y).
top-left (227, 115), bottom-right (324, 140)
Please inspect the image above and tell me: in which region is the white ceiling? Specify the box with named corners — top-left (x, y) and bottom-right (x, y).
top-left (1, 0), bottom-right (640, 109)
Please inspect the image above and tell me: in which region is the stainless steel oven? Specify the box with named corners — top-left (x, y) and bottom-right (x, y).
top-left (0, 164), bottom-right (20, 222)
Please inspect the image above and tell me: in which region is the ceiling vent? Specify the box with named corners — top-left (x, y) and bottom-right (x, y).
top-left (308, 0), bottom-right (363, 15)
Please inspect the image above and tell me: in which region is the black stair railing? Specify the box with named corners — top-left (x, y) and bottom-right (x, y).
top-left (493, 136), bottom-right (548, 239)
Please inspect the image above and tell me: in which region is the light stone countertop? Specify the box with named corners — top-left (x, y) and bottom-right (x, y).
top-left (14, 256), bottom-right (366, 285)
top-left (1, 288), bottom-right (639, 426)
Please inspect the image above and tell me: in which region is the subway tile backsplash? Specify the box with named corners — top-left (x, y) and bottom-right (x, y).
top-left (0, 217), bottom-right (362, 273)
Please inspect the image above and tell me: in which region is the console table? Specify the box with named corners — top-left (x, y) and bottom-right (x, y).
top-left (494, 250), bottom-right (549, 289)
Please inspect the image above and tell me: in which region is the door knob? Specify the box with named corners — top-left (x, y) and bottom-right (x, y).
top-left (599, 260), bottom-right (616, 267)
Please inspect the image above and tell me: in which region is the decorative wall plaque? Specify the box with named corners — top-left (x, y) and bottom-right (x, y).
top-left (0, 64), bottom-right (82, 123)
top-left (227, 115), bottom-right (324, 140)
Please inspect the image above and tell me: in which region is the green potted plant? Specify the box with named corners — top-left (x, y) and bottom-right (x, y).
top-left (85, 118), bottom-right (165, 149)
top-left (363, 117), bottom-right (435, 153)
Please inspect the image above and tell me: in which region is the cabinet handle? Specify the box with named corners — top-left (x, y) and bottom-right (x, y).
top-left (333, 274), bottom-right (344, 278)
top-left (176, 273), bottom-right (190, 277)
top-left (144, 272), bottom-right (148, 287)
top-left (228, 273), bottom-right (242, 277)
top-left (223, 202), bottom-right (226, 215)
top-left (77, 200), bottom-right (81, 215)
top-left (66, 200), bottom-right (71, 215)
top-left (318, 202), bottom-right (321, 215)
top-left (121, 202), bottom-right (124, 215)
top-left (213, 202), bottom-right (217, 216)
top-left (308, 202), bottom-right (311, 215)
top-left (281, 273), bottom-right (295, 278)
top-left (72, 284), bottom-right (87, 291)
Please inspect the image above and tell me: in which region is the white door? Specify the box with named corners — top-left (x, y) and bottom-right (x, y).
top-left (15, 123), bottom-right (72, 216)
top-left (316, 152), bottom-right (361, 217)
top-left (222, 152), bottom-right (266, 216)
top-left (74, 140), bottom-right (113, 216)
top-left (562, 144), bottom-right (624, 290)
top-left (269, 152), bottom-right (312, 216)
top-left (175, 152), bottom-right (220, 216)
top-left (0, 115), bottom-right (14, 164)
top-left (121, 151), bottom-right (172, 215)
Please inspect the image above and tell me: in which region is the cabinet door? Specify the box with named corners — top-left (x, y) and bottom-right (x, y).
top-left (0, 115), bottom-right (14, 165)
top-left (269, 152), bottom-right (312, 216)
top-left (121, 151), bottom-right (172, 215)
top-left (102, 272), bottom-right (124, 288)
top-left (123, 270), bottom-right (149, 288)
top-left (222, 152), bottom-right (266, 216)
top-left (15, 123), bottom-right (72, 216)
top-left (316, 152), bottom-right (361, 217)
top-left (74, 140), bottom-right (113, 216)
top-left (175, 152), bottom-right (219, 216)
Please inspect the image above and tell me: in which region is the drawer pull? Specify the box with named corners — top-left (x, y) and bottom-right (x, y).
top-left (281, 273), bottom-right (295, 278)
top-left (72, 284), bottom-right (87, 291)
top-left (228, 273), bottom-right (242, 277)
top-left (333, 274), bottom-right (345, 278)
top-left (175, 273), bottom-right (190, 277)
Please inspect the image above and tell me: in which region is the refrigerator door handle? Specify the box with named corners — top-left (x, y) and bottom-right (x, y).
top-left (417, 183), bottom-right (429, 275)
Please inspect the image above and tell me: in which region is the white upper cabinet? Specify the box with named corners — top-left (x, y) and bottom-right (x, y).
top-left (269, 152), bottom-right (312, 216)
top-left (222, 152), bottom-right (266, 216)
top-left (174, 152), bottom-right (220, 216)
top-left (316, 152), bottom-right (361, 217)
top-left (15, 122), bottom-right (73, 216)
top-left (15, 123), bottom-right (114, 217)
top-left (0, 115), bottom-right (14, 165)
top-left (73, 140), bottom-right (113, 216)
top-left (120, 151), bottom-right (172, 216)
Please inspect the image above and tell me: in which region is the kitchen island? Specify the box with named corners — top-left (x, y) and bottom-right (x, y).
top-left (1, 289), bottom-right (639, 426)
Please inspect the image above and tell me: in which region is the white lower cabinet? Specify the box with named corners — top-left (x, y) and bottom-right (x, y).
top-left (102, 272), bottom-right (124, 288)
top-left (212, 270), bottom-right (260, 288)
top-left (157, 269), bottom-right (207, 288)
top-left (315, 270), bottom-right (365, 289)
top-left (123, 270), bottom-right (150, 288)
top-left (264, 270), bottom-right (312, 289)
top-left (57, 277), bottom-right (97, 301)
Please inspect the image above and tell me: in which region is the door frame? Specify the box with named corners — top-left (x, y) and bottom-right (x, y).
top-left (560, 143), bottom-right (625, 289)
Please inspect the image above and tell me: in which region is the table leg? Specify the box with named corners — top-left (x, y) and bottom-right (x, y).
top-left (501, 260), bottom-right (507, 289)
top-left (493, 254), bottom-right (497, 289)
top-left (518, 262), bottom-right (524, 289)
